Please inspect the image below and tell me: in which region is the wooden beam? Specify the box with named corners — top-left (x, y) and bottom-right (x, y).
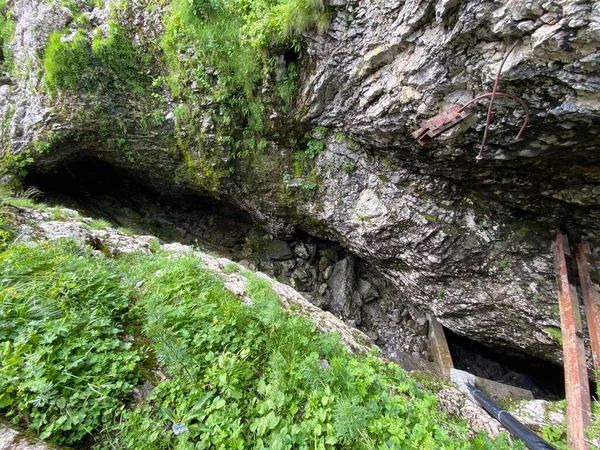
top-left (575, 241), bottom-right (600, 377)
top-left (552, 230), bottom-right (591, 450)
top-left (427, 313), bottom-right (454, 379)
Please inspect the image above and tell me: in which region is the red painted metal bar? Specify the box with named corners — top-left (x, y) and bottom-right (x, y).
top-left (552, 230), bottom-right (591, 450)
top-left (575, 241), bottom-right (600, 377)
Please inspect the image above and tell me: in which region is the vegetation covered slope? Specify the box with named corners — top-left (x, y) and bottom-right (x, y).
top-left (16, 0), bottom-right (329, 192)
top-left (0, 211), bottom-right (525, 448)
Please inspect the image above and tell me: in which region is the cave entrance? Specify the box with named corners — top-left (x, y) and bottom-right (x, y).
top-left (444, 327), bottom-right (568, 400)
top-left (25, 157), bottom-right (256, 256)
top-left (25, 157), bottom-right (575, 401)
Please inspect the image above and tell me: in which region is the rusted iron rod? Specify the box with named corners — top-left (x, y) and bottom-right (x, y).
top-left (411, 42), bottom-right (529, 152)
top-left (552, 230), bottom-right (591, 450)
top-left (476, 41), bottom-right (519, 161)
top-left (457, 91), bottom-right (529, 141)
top-left (575, 241), bottom-right (600, 377)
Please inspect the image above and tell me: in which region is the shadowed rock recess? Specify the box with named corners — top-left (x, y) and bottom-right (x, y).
top-left (1, 0), bottom-right (599, 371)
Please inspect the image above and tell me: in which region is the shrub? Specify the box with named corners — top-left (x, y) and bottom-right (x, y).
top-left (43, 29), bottom-right (91, 94)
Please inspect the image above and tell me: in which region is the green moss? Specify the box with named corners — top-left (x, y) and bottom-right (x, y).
top-left (382, 158), bottom-right (396, 170)
top-left (409, 371), bottom-right (448, 394)
top-left (43, 29), bottom-right (91, 95)
top-left (181, 148), bottom-right (231, 193)
top-left (423, 213), bottom-right (440, 223)
top-left (354, 211), bottom-right (372, 223)
top-left (247, 236), bottom-right (264, 251)
top-left (341, 159), bottom-right (357, 173)
top-left (544, 327), bottom-right (563, 344)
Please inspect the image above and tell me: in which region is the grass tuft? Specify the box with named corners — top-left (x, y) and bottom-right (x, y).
top-left (89, 218), bottom-right (113, 229)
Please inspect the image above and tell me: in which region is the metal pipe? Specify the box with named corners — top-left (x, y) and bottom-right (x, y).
top-left (465, 383), bottom-right (557, 450)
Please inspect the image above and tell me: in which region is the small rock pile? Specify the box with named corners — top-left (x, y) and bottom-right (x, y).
top-left (231, 235), bottom-right (431, 361)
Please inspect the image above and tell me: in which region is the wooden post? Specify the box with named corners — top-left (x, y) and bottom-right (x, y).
top-left (427, 313), bottom-right (454, 379)
top-left (552, 230), bottom-right (591, 450)
top-left (575, 241), bottom-right (600, 377)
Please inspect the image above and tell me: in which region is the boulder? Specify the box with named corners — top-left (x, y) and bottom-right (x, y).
top-left (266, 240), bottom-right (293, 261)
top-left (327, 257), bottom-right (361, 322)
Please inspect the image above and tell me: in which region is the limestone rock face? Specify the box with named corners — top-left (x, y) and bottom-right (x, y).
top-left (0, 423), bottom-right (65, 449)
top-left (2, 0), bottom-right (600, 365)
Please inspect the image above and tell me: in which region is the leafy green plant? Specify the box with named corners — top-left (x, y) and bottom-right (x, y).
top-left (305, 137), bottom-right (326, 159)
top-left (43, 29), bottom-right (91, 94)
top-left (0, 213), bottom-right (13, 250)
top-left (0, 240), bottom-right (141, 444)
top-left (92, 21), bottom-right (142, 90)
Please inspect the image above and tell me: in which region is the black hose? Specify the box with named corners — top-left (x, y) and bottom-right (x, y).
top-left (465, 383), bottom-right (557, 450)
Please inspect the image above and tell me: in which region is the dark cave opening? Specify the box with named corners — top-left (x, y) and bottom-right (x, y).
top-left (25, 157), bottom-right (576, 400)
top-left (282, 48), bottom-right (300, 66)
top-left (25, 157), bottom-right (256, 255)
top-left (445, 327), bottom-right (572, 400)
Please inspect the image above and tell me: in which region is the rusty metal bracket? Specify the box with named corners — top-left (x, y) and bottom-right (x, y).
top-left (411, 104), bottom-right (471, 146)
top-left (411, 42), bottom-right (529, 160)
